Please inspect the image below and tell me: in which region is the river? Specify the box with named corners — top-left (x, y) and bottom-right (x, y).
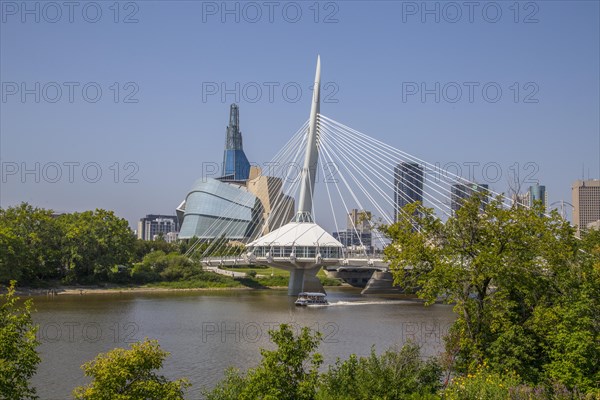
top-left (29, 287), bottom-right (455, 399)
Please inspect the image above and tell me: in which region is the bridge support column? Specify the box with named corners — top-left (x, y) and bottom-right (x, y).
top-left (288, 269), bottom-right (305, 295)
top-left (361, 271), bottom-right (403, 295)
top-left (288, 266), bottom-right (325, 296)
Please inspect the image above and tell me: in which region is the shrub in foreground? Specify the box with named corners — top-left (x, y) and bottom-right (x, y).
top-left (72, 339), bottom-right (189, 400)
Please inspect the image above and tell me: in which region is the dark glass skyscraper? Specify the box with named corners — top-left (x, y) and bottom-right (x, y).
top-left (220, 104), bottom-right (250, 181)
top-left (394, 162), bottom-right (424, 222)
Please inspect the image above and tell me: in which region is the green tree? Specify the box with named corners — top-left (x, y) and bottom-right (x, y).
top-left (0, 226), bottom-right (26, 283)
top-left (205, 324), bottom-right (323, 400)
top-left (72, 339), bottom-right (189, 400)
top-left (0, 203), bottom-right (63, 284)
top-left (381, 196), bottom-right (600, 390)
top-left (317, 342), bottom-right (442, 400)
top-left (131, 239), bottom-right (178, 263)
top-left (59, 209), bottom-right (135, 283)
top-left (0, 281), bottom-right (41, 400)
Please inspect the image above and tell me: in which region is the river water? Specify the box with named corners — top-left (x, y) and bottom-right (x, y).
top-left (29, 287), bottom-right (455, 399)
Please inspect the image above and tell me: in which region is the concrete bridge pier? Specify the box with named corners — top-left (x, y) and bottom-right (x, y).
top-left (288, 265), bottom-right (324, 295)
top-left (361, 271), bottom-right (403, 294)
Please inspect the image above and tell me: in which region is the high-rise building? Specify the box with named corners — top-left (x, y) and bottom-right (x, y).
top-left (572, 179), bottom-right (600, 236)
top-left (333, 209), bottom-right (373, 252)
top-left (393, 162), bottom-right (424, 222)
top-left (511, 191), bottom-right (530, 208)
top-left (137, 215), bottom-right (179, 241)
top-left (220, 104), bottom-right (251, 182)
top-left (347, 208), bottom-right (371, 233)
top-left (451, 183), bottom-right (489, 213)
top-left (529, 184), bottom-right (547, 209)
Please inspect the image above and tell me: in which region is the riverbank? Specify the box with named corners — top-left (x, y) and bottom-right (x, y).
top-left (12, 282), bottom-right (347, 296)
top-left (13, 285), bottom-right (264, 296)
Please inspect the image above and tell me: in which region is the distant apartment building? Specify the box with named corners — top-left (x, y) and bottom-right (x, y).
top-left (572, 179), bottom-right (600, 236)
top-left (347, 208), bottom-right (371, 233)
top-left (451, 183), bottom-right (489, 213)
top-left (333, 209), bottom-right (373, 252)
top-left (137, 214), bottom-right (179, 241)
top-left (393, 162), bottom-right (424, 222)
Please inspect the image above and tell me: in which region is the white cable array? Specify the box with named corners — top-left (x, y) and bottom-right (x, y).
top-left (319, 118), bottom-right (458, 219)
top-left (187, 109), bottom-right (535, 262)
top-left (185, 119), bottom-right (309, 259)
top-left (318, 124), bottom-right (414, 248)
top-left (320, 114), bottom-right (514, 208)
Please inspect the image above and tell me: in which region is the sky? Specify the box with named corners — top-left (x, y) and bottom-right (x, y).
top-left (1, 0), bottom-right (599, 230)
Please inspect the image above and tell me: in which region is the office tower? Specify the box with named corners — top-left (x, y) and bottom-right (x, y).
top-left (529, 184), bottom-right (547, 209)
top-left (572, 179), bottom-right (600, 236)
top-left (393, 162), bottom-right (424, 222)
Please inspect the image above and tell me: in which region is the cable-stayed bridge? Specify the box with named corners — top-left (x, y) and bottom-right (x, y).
top-left (184, 56), bottom-right (518, 295)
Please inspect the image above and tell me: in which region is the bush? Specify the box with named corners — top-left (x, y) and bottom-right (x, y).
top-left (444, 365), bottom-right (523, 400)
top-left (0, 281), bottom-right (41, 400)
top-left (130, 264), bottom-right (160, 284)
top-left (317, 342), bottom-right (442, 400)
top-left (160, 255), bottom-right (201, 281)
top-left (73, 339), bottom-right (189, 399)
top-left (204, 324), bottom-right (323, 400)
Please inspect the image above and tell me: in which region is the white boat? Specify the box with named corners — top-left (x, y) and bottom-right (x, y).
top-left (295, 292), bottom-right (328, 306)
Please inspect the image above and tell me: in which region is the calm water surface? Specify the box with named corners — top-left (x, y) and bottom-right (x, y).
top-left (29, 287), bottom-right (455, 399)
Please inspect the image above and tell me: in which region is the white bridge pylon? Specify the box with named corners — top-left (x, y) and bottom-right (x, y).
top-left (189, 56), bottom-right (519, 295)
top-left (244, 55), bottom-right (351, 296)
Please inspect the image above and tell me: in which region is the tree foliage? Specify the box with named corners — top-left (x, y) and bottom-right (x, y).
top-left (0, 203), bottom-right (136, 285)
top-left (317, 342), bottom-right (442, 400)
top-left (0, 204), bottom-right (62, 283)
top-left (59, 209), bottom-right (136, 283)
top-left (0, 281), bottom-right (41, 400)
top-left (72, 339), bottom-right (189, 400)
top-left (204, 324), bottom-right (323, 400)
top-left (381, 196), bottom-right (600, 392)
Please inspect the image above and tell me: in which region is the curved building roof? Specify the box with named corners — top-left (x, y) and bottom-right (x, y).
top-left (178, 178), bottom-right (261, 239)
top-left (247, 222), bottom-right (343, 248)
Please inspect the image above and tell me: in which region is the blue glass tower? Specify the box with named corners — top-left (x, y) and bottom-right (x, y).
top-left (529, 184), bottom-right (546, 208)
top-left (220, 104), bottom-right (250, 181)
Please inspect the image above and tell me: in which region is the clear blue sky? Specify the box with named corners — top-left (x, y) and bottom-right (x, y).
top-left (1, 0), bottom-right (599, 228)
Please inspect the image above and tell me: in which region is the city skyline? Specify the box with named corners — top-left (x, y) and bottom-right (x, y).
top-left (1, 2), bottom-right (599, 230)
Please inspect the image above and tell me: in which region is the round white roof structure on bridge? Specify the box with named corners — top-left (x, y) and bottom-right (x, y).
top-left (247, 222), bottom-right (343, 248)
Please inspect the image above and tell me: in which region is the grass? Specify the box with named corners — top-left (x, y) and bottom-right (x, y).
top-left (146, 279), bottom-right (243, 289)
top-left (222, 267), bottom-right (343, 287)
top-left (222, 266), bottom-right (289, 277)
top-left (45, 269), bottom-right (342, 291)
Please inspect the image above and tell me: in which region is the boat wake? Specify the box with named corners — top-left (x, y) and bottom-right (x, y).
top-left (311, 300), bottom-right (414, 307)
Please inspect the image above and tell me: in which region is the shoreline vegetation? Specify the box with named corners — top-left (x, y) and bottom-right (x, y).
top-left (0, 203), bottom-right (343, 297)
